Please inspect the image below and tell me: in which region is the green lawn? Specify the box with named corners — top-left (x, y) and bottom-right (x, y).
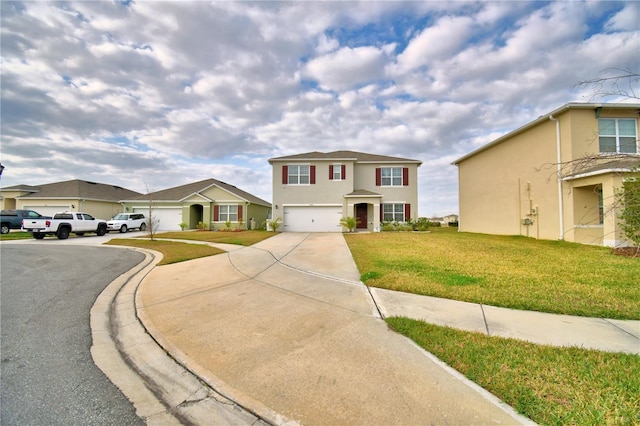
top-left (0, 231), bottom-right (32, 240)
top-left (149, 230), bottom-right (275, 246)
top-left (345, 229), bottom-right (640, 319)
top-left (387, 318), bottom-right (640, 426)
top-left (104, 239), bottom-right (225, 265)
top-left (104, 230), bottom-right (276, 264)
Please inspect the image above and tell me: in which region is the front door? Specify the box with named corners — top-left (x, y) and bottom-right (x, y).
top-left (355, 204), bottom-right (368, 229)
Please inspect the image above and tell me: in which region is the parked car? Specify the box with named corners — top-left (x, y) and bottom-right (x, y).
top-left (107, 213), bottom-right (148, 233)
top-left (1, 209), bottom-right (51, 234)
top-left (22, 211), bottom-right (108, 239)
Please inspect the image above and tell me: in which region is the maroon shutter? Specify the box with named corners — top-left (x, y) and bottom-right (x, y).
top-left (282, 165), bottom-right (288, 184)
top-left (310, 165), bottom-right (316, 184)
top-left (404, 204), bottom-right (411, 221)
top-left (238, 205), bottom-right (243, 221)
top-left (341, 164), bottom-right (346, 180)
top-left (376, 168), bottom-right (381, 186)
top-left (403, 168), bottom-right (409, 186)
top-left (380, 204), bottom-right (384, 221)
top-left (214, 205), bottom-right (219, 221)
top-left (329, 165), bottom-right (334, 180)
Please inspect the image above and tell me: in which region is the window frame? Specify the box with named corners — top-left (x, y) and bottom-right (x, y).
top-left (380, 167), bottom-right (403, 186)
top-left (382, 203), bottom-right (405, 222)
top-left (598, 118), bottom-right (638, 154)
top-left (287, 164), bottom-right (311, 185)
top-left (218, 205), bottom-right (238, 222)
top-left (332, 163), bottom-right (342, 180)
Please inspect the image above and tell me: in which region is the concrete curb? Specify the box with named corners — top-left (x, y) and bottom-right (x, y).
top-left (90, 246), bottom-right (268, 425)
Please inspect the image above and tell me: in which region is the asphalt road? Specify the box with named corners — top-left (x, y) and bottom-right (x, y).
top-left (1, 243), bottom-right (146, 425)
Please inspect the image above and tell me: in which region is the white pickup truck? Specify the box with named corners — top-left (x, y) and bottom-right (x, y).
top-left (22, 211), bottom-right (108, 240)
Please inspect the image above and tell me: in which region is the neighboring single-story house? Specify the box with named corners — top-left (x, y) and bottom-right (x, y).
top-left (453, 102), bottom-right (640, 247)
top-left (120, 178), bottom-right (271, 231)
top-left (0, 179), bottom-right (142, 219)
top-left (269, 150), bottom-right (422, 232)
top-left (428, 214), bottom-right (459, 227)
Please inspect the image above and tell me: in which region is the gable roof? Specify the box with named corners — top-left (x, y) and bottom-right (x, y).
top-left (123, 178), bottom-right (271, 207)
top-left (11, 179), bottom-right (141, 201)
top-left (269, 150), bottom-right (422, 165)
top-left (453, 102), bottom-right (640, 165)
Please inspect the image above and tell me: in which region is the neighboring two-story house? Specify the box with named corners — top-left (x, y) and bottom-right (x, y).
top-left (269, 150), bottom-right (422, 232)
top-left (453, 103), bottom-right (640, 247)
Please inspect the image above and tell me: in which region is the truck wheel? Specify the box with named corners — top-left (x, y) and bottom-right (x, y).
top-left (1, 224), bottom-right (9, 234)
top-left (96, 224), bottom-right (107, 236)
top-left (139, 223), bottom-right (146, 232)
top-left (119, 224), bottom-right (127, 233)
top-left (57, 227), bottom-right (70, 240)
top-left (33, 232), bottom-right (45, 239)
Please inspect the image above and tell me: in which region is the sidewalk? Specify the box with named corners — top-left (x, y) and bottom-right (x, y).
top-left (135, 232), bottom-right (638, 425)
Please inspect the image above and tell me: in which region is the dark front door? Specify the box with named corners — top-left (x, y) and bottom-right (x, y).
top-left (355, 204), bottom-right (368, 229)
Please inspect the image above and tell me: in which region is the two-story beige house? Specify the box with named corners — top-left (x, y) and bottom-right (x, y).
top-left (453, 103), bottom-right (640, 247)
top-left (269, 151), bottom-right (422, 232)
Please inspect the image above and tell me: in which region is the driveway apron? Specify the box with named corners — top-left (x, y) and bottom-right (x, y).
top-left (137, 233), bottom-right (528, 425)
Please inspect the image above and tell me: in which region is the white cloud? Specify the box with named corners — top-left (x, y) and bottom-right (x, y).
top-left (1, 1), bottom-right (635, 217)
top-left (303, 45), bottom-right (390, 91)
top-left (393, 15), bottom-right (474, 74)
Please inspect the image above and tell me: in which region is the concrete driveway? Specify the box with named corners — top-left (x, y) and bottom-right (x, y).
top-left (137, 232), bottom-right (531, 425)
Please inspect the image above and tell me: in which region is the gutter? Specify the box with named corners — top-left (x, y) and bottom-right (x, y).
top-left (549, 115), bottom-right (564, 240)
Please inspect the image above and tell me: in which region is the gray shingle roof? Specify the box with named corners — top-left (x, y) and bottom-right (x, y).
top-left (269, 150), bottom-right (422, 164)
top-left (14, 179), bottom-right (141, 201)
top-left (124, 178), bottom-right (271, 207)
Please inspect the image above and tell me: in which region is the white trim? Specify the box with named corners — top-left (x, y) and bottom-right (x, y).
top-left (178, 192), bottom-right (214, 202)
top-left (562, 168), bottom-right (634, 181)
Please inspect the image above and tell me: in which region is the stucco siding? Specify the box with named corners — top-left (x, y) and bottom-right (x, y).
top-left (458, 119), bottom-right (561, 238)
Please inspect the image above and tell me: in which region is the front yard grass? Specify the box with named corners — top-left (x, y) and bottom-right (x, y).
top-left (345, 229), bottom-right (640, 319)
top-left (387, 317), bottom-right (640, 426)
top-left (150, 230), bottom-right (275, 246)
top-left (104, 239), bottom-right (224, 265)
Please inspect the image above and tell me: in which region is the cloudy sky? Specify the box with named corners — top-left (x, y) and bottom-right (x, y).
top-left (1, 1), bottom-right (638, 216)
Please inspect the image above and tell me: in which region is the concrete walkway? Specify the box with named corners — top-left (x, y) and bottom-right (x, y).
top-left (137, 233), bottom-right (539, 425)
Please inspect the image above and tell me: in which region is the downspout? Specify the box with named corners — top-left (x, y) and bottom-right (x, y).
top-left (549, 115), bottom-right (564, 240)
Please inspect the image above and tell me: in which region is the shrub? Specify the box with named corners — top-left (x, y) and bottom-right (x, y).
top-left (340, 216), bottom-right (360, 232)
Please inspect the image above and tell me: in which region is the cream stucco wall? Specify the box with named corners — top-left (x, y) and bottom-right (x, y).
top-left (458, 116), bottom-right (563, 239)
top-left (457, 105), bottom-right (639, 246)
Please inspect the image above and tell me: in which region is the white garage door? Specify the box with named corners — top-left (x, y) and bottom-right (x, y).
top-left (134, 207), bottom-right (182, 231)
top-left (283, 206), bottom-right (342, 232)
top-left (23, 205), bottom-right (72, 217)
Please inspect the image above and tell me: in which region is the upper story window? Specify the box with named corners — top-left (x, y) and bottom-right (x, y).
top-left (329, 164), bottom-right (345, 181)
top-left (598, 118), bottom-right (638, 154)
top-left (282, 165), bottom-right (316, 185)
top-left (288, 165), bottom-right (310, 185)
top-left (377, 167), bottom-right (409, 186)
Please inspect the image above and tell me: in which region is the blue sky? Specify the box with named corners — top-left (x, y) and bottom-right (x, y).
top-left (1, 1), bottom-right (638, 216)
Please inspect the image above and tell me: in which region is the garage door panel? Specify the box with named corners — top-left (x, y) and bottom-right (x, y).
top-left (134, 208), bottom-right (182, 231)
top-left (283, 206), bottom-right (342, 232)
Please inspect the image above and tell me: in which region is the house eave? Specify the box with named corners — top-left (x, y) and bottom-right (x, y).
top-left (452, 102), bottom-right (640, 166)
top-left (562, 168), bottom-right (635, 181)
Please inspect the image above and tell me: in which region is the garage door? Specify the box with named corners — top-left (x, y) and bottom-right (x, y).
top-left (134, 207), bottom-right (182, 231)
top-left (283, 206), bottom-right (342, 232)
top-left (24, 205), bottom-right (72, 217)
